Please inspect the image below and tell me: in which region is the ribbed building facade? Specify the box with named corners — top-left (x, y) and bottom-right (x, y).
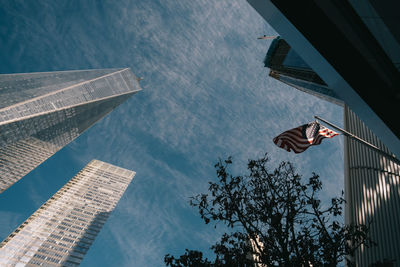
top-left (344, 106), bottom-right (400, 265)
top-left (0, 160), bottom-right (135, 267)
top-left (0, 68), bottom-right (141, 193)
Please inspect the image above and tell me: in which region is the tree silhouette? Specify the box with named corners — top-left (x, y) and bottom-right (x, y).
top-left (165, 154), bottom-right (374, 266)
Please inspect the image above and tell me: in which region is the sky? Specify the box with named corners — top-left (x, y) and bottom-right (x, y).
top-left (0, 1), bottom-right (344, 266)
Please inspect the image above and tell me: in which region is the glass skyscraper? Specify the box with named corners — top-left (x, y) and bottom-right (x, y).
top-left (264, 37), bottom-right (343, 106)
top-left (265, 38), bottom-right (400, 265)
top-left (0, 68), bottom-right (141, 193)
top-left (0, 159), bottom-right (135, 266)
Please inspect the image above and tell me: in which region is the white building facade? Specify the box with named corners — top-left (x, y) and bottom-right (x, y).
top-left (344, 107), bottom-right (400, 265)
top-left (0, 160), bottom-right (135, 266)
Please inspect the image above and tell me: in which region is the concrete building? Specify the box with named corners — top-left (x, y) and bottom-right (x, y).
top-left (0, 160), bottom-right (135, 266)
top-left (0, 68), bottom-right (141, 193)
top-left (344, 106), bottom-right (400, 266)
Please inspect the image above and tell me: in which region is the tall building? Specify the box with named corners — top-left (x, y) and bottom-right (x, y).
top-left (0, 68), bottom-right (141, 193)
top-left (264, 37), bottom-right (343, 106)
top-left (247, 0), bottom-right (400, 159)
top-left (0, 159), bottom-right (135, 266)
top-left (265, 38), bottom-right (400, 265)
top-left (344, 107), bottom-right (400, 266)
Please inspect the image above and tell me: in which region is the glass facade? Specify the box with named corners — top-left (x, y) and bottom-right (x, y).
top-left (0, 68), bottom-right (141, 193)
top-left (0, 160), bottom-right (135, 267)
top-left (264, 37), bottom-right (343, 106)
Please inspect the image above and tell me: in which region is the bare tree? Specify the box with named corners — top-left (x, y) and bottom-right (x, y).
top-left (165, 153), bottom-right (374, 267)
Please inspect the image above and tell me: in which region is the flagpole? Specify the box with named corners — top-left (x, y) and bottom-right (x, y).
top-left (315, 115), bottom-right (400, 165)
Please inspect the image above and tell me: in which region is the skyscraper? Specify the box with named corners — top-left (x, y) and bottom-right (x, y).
top-left (0, 159), bottom-right (135, 266)
top-left (0, 68), bottom-right (141, 193)
top-left (265, 38), bottom-right (400, 265)
top-left (264, 37), bottom-right (342, 106)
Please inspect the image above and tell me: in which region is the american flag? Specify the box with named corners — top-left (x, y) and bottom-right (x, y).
top-left (273, 121), bottom-right (339, 153)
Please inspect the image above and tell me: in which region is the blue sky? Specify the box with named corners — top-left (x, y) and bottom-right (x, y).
top-left (0, 1), bottom-right (344, 266)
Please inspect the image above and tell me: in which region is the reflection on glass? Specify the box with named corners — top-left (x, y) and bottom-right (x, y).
top-left (0, 160), bottom-right (135, 266)
top-left (0, 69), bottom-right (141, 193)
